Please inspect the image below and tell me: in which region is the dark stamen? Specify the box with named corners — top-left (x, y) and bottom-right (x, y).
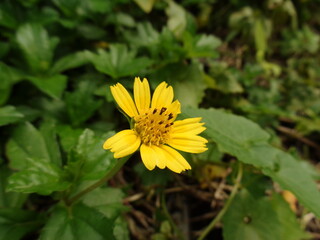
top-left (159, 121), bottom-right (164, 125)
top-left (160, 107), bottom-right (167, 115)
top-left (165, 124), bottom-right (170, 128)
top-left (168, 113), bottom-right (173, 120)
top-left (151, 120), bottom-right (154, 123)
top-left (153, 109), bottom-right (157, 114)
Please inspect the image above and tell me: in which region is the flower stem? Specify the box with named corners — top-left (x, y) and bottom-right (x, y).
top-left (197, 162), bottom-right (243, 240)
top-left (66, 156), bottom-right (130, 205)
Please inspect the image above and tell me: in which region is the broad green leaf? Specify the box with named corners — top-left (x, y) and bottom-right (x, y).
top-left (6, 122), bottom-right (51, 170)
top-left (0, 166), bottom-right (27, 208)
top-left (16, 23), bottom-right (59, 73)
top-left (152, 63), bottom-right (206, 107)
top-left (82, 187), bottom-right (127, 218)
top-left (222, 189), bottom-right (282, 240)
top-left (85, 44), bottom-right (152, 79)
top-left (271, 194), bottom-right (310, 240)
top-left (183, 32), bottom-right (221, 58)
top-left (49, 51), bottom-right (89, 74)
top-left (133, 0), bottom-right (156, 13)
top-left (40, 119), bottom-right (62, 166)
top-left (56, 125), bottom-right (83, 152)
top-left (40, 204), bottom-right (116, 240)
top-left (0, 208), bottom-right (43, 240)
top-left (183, 108), bottom-right (320, 217)
top-left (166, 0), bottom-right (187, 38)
top-left (0, 41), bottom-right (9, 59)
top-left (0, 63), bottom-right (24, 105)
top-left (0, 106), bottom-right (24, 127)
top-left (0, 2), bottom-right (19, 29)
top-left (7, 158), bottom-right (70, 195)
top-left (65, 81), bottom-right (102, 126)
top-left (70, 129), bottom-right (116, 181)
top-left (26, 74), bottom-right (67, 99)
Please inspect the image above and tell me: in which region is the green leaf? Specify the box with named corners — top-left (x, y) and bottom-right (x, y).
top-left (0, 2), bottom-right (19, 29)
top-left (70, 129), bottom-right (116, 181)
top-left (49, 51), bottom-right (89, 74)
top-left (27, 74), bottom-right (67, 99)
top-left (16, 23), bottom-right (59, 73)
top-left (7, 158), bottom-right (70, 195)
top-left (0, 63), bottom-right (24, 105)
top-left (82, 187), bottom-right (127, 218)
top-left (166, 0), bottom-right (187, 38)
top-left (40, 119), bottom-right (62, 166)
top-left (222, 189), bottom-right (282, 240)
top-left (0, 166), bottom-right (27, 208)
top-left (56, 125), bottom-right (83, 152)
top-left (65, 80), bottom-right (102, 126)
top-left (183, 108), bottom-right (320, 217)
top-left (85, 44), bottom-right (152, 79)
top-left (0, 208), bottom-right (43, 240)
top-left (40, 204), bottom-right (116, 240)
top-left (133, 0), bottom-right (156, 13)
top-left (183, 32), bottom-right (221, 58)
top-left (6, 122), bottom-right (53, 170)
top-left (0, 106), bottom-right (24, 127)
top-left (271, 194), bottom-right (310, 240)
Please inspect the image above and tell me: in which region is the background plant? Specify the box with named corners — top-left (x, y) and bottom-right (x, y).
top-left (0, 0), bottom-right (320, 239)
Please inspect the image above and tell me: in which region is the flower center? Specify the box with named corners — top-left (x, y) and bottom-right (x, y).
top-left (134, 107), bottom-right (174, 146)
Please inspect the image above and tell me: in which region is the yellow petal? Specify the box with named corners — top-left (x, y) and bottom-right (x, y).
top-left (173, 118), bottom-right (202, 127)
top-left (140, 144), bottom-right (156, 170)
top-left (134, 77), bottom-right (151, 114)
top-left (167, 133), bottom-right (208, 153)
top-left (151, 82), bottom-right (174, 109)
top-left (166, 100), bottom-right (181, 120)
top-left (114, 135), bottom-right (141, 158)
top-left (103, 129), bottom-right (134, 149)
top-left (172, 124), bottom-right (206, 135)
top-left (152, 145), bottom-right (166, 169)
top-left (110, 83), bottom-right (138, 117)
top-left (160, 145), bottom-right (191, 173)
top-left (103, 129), bottom-right (141, 158)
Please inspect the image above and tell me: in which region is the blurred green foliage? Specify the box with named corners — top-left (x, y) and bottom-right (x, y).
top-left (1, 0), bottom-right (320, 239)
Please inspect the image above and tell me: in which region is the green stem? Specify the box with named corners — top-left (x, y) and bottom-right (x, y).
top-left (66, 156), bottom-right (130, 205)
top-left (197, 163), bottom-right (243, 240)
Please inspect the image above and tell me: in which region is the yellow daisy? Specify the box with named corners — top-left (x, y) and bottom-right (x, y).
top-left (103, 77), bottom-right (208, 173)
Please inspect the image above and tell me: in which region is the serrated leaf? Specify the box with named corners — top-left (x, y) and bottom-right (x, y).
top-left (0, 208), bottom-right (43, 240)
top-left (85, 44), bottom-right (152, 79)
top-left (183, 108), bottom-right (320, 217)
top-left (0, 106), bottom-right (24, 126)
top-left (6, 122), bottom-right (53, 170)
top-left (40, 204), bottom-right (116, 240)
top-left (71, 129), bottom-right (116, 181)
top-left (0, 63), bottom-right (24, 105)
top-left (27, 74), bottom-right (67, 99)
top-left (56, 125), bottom-right (83, 152)
top-left (166, 0), bottom-right (187, 38)
top-left (222, 189), bottom-right (282, 240)
top-left (40, 119), bottom-right (62, 166)
top-left (7, 158), bottom-right (70, 195)
top-left (49, 51), bottom-right (89, 74)
top-left (0, 166), bottom-right (27, 208)
top-left (133, 0), bottom-right (156, 13)
top-left (82, 187), bottom-right (127, 218)
top-left (65, 80), bottom-right (102, 126)
top-left (16, 23), bottom-right (59, 73)
top-left (183, 32), bottom-right (221, 58)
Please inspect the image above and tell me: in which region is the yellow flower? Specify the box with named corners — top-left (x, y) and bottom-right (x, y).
top-left (103, 77), bottom-right (208, 173)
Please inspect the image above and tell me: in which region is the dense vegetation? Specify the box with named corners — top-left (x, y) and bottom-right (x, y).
top-left (0, 0), bottom-right (320, 239)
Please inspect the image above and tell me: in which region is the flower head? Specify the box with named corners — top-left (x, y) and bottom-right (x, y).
top-left (103, 77), bottom-right (208, 173)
